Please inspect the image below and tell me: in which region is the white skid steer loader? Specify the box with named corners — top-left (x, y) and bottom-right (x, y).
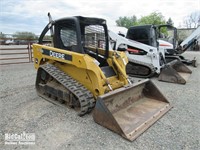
top-left (109, 29), bottom-right (192, 84)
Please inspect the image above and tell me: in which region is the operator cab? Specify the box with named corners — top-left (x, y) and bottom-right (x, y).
top-left (38, 16), bottom-right (110, 67)
top-left (126, 25), bottom-right (158, 47)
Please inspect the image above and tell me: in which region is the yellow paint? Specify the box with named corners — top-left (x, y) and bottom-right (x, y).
top-left (32, 44), bottom-right (129, 99)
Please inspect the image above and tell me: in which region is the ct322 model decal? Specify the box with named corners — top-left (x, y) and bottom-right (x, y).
top-left (42, 48), bottom-right (72, 61)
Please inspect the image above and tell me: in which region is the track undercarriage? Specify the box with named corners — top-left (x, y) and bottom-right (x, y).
top-left (36, 63), bottom-right (95, 116)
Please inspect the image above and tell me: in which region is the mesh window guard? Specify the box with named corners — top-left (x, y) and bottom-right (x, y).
top-left (84, 25), bottom-right (106, 49)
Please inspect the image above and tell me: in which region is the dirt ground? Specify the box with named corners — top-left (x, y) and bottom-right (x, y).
top-left (0, 51), bottom-right (200, 150)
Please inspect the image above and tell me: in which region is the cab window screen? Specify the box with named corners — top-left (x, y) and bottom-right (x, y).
top-left (84, 25), bottom-right (106, 50)
top-left (59, 22), bottom-right (77, 47)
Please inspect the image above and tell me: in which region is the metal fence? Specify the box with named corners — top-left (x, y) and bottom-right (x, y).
top-left (0, 44), bottom-right (33, 65)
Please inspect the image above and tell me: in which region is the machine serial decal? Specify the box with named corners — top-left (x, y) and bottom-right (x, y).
top-left (42, 49), bottom-right (72, 61)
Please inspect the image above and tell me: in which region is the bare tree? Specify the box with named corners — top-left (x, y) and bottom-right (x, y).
top-left (184, 11), bottom-right (200, 28)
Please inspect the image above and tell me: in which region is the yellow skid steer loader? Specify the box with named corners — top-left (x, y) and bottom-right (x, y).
top-left (32, 14), bottom-right (172, 141)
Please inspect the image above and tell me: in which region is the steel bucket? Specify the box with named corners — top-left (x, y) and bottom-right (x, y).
top-left (93, 79), bottom-right (172, 141)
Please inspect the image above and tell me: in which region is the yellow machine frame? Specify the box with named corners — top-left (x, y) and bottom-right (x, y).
top-left (33, 44), bottom-right (129, 98)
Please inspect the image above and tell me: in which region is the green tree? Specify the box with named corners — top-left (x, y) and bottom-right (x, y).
top-left (137, 12), bottom-right (166, 25)
top-left (43, 35), bottom-right (52, 40)
top-left (116, 12), bottom-right (166, 28)
top-left (116, 15), bottom-right (137, 28)
top-left (167, 17), bottom-right (174, 26)
top-left (13, 32), bottom-right (38, 40)
top-left (0, 32), bottom-right (6, 39)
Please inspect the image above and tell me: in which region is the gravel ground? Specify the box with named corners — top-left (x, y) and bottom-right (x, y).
top-left (0, 51), bottom-right (200, 150)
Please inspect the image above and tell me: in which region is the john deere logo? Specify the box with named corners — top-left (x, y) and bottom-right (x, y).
top-left (42, 48), bottom-right (72, 61)
top-left (50, 51), bottom-right (65, 59)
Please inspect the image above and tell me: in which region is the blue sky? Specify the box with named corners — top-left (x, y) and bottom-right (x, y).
top-left (0, 0), bottom-right (200, 34)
